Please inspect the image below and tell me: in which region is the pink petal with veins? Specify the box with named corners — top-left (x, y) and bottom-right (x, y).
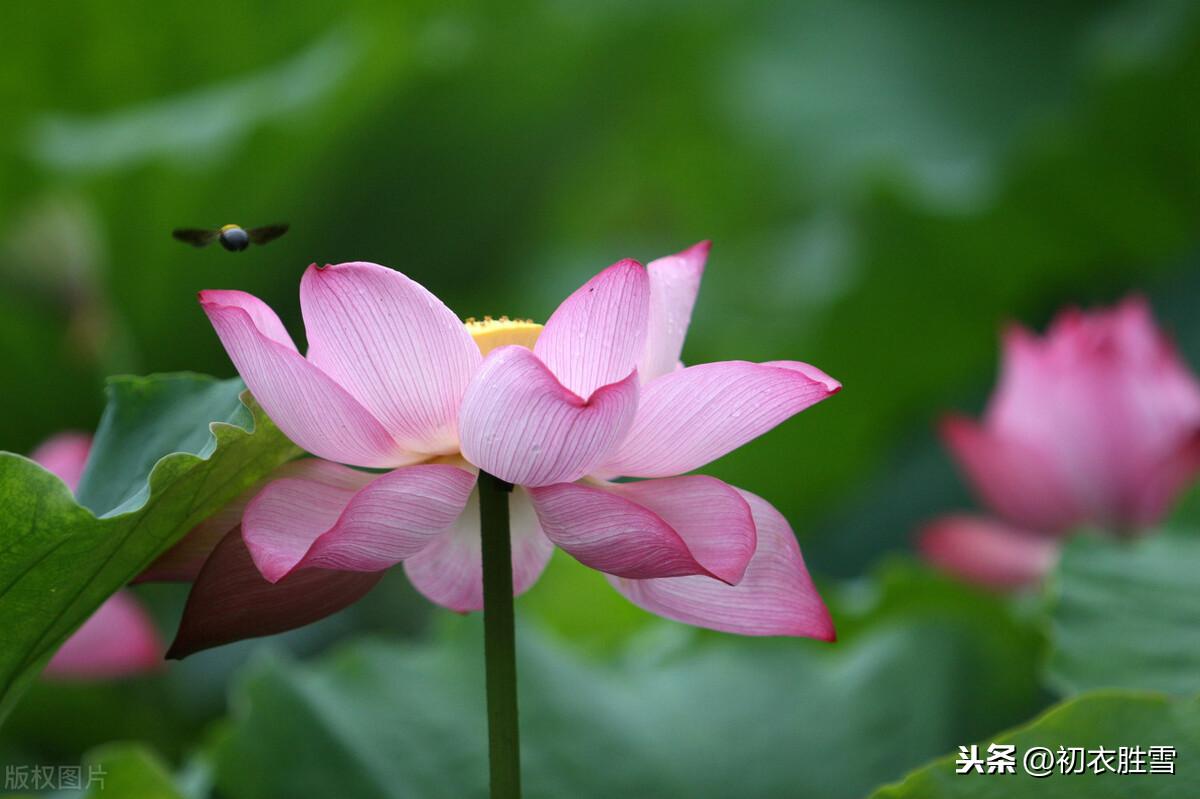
top-left (533, 259), bottom-right (649, 399)
top-left (527, 481), bottom-right (715, 580)
top-left (599, 360), bottom-right (839, 478)
top-left (459, 346), bottom-right (638, 486)
top-left (404, 487), bottom-right (554, 612)
top-left (608, 489), bottom-right (834, 638)
top-left (605, 475), bottom-right (755, 585)
top-left (638, 241), bottom-right (708, 383)
top-left (200, 290), bottom-right (409, 468)
top-left (300, 262), bottom-right (481, 455)
top-left (243, 462), bottom-right (475, 581)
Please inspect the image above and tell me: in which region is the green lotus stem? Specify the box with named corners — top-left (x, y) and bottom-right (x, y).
top-left (478, 470), bottom-right (521, 799)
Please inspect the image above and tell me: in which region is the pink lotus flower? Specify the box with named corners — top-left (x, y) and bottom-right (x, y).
top-left (29, 433), bottom-right (163, 679)
top-left (28, 432), bottom-right (92, 494)
top-left (177, 243), bottom-right (839, 654)
top-left (919, 297), bottom-right (1200, 587)
top-left (44, 591), bottom-right (163, 680)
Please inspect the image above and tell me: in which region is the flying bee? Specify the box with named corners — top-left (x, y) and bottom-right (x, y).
top-left (172, 223), bottom-right (289, 252)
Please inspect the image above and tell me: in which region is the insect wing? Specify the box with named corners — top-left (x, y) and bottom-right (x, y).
top-left (172, 228), bottom-right (219, 247)
top-left (247, 223), bottom-right (289, 245)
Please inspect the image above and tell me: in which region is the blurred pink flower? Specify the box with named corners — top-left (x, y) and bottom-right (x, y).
top-left (28, 432), bottom-right (92, 494)
top-left (43, 591), bottom-right (162, 680)
top-left (30, 433), bottom-right (164, 680)
top-left (920, 297), bottom-right (1200, 587)
top-left (182, 243), bottom-right (839, 653)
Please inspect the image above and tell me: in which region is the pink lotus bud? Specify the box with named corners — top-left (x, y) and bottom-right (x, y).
top-left (921, 297), bottom-right (1200, 587)
top-left (28, 432), bottom-right (164, 679)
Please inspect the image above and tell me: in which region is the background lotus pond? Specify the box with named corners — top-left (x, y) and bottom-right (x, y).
top-left (3, 1), bottom-right (1200, 797)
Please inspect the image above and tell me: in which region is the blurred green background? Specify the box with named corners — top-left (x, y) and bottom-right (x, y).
top-left (4, 1), bottom-right (1200, 797)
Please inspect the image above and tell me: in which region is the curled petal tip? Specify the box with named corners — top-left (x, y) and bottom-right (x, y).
top-left (799, 609), bottom-right (837, 642)
top-left (610, 257), bottom-right (645, 272)
top-left (767, 361), bottom-right (842, 394)
top-left (818, 375), bottom-right (842, 394)
top-left (197, 288), bottom-right (266, 312)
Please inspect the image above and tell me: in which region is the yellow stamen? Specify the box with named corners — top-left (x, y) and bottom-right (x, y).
top-left (465, 315), bottom-right (542, 356)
